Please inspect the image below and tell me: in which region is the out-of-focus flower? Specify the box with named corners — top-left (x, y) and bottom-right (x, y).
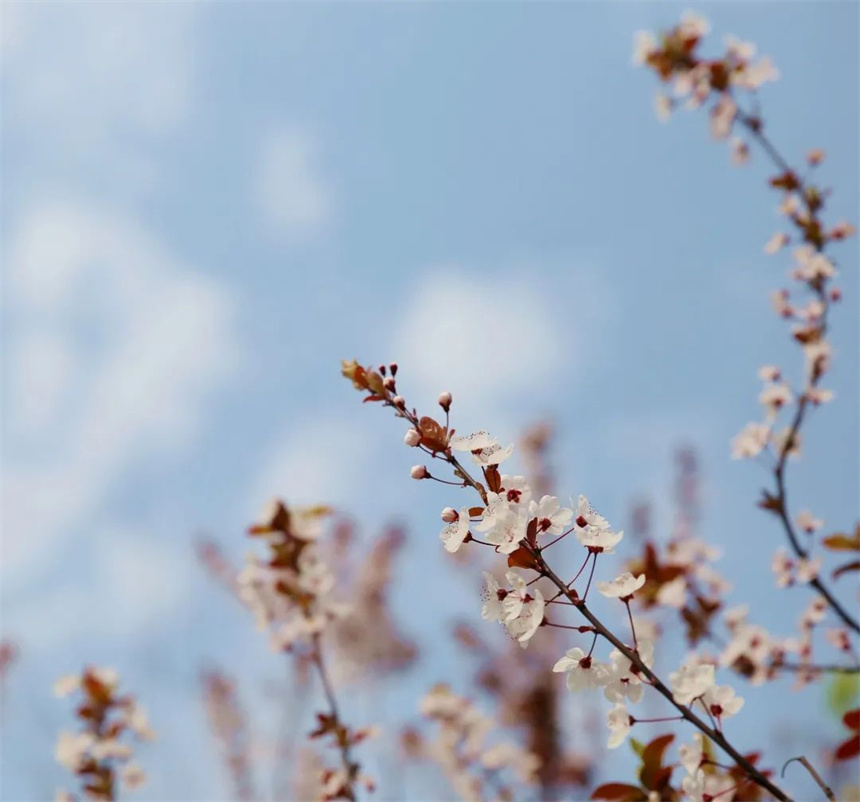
top-left (731, 422), bottom-right (770, 459)
top-left (670, 662), bottom-right (716, 705)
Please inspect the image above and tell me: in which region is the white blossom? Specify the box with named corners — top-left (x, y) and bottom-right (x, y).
top-left (529, 495), bottom-right (573, 536)
top-left (702, 684), bottom-right (744, 720)
top-left (679, 733), bottom-right (703, 776)
top-left (604, 639), bottom-right (654, 704)
top-left (606, 702), bottom-right (632, 749)
top-left (553, 648), bottom-right (611, 692)
top-left (440, 508), bottom-right (471, 553)
top-left (670, 662), bottom-right (716, 705)
top-left (731, 422), bottom-right (770, 459)
top-left (596, 572), bottom-right (646, 600)
top-left (656, 576), bottom-right (687, 609)
top-left (55, 731), bottom-right (95, 772)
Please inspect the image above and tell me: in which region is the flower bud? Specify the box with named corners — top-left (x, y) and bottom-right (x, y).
top-left (383, 376), bottom-right (396, 391)
top-left (440, 507), bottom-right (458, 523)
top-left (438, 391), bottom-right (452, 412)
top-left (393, 395), bottom-right (406, 409)
top-left (410, 465), bottom-right (429, 480)
top-left (389, 362), bottom-right (398, 376)
top-left (404, 429), bottom-right (421, 447)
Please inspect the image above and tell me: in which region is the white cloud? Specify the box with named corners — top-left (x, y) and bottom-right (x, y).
top-left (3, 525), bottom-right (192, 650)
top-left (246, 413), bottom-right (373, 515)
top-left (1, 3), bottom-right (199, 147)
top-left (2, 200), bottom-right (239, 586)
top-left (256, 125), bottom-right (333, 240)
top-left (389, 264), bottom-right (608, 416)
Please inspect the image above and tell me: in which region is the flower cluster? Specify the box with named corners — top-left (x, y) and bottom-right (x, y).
top-left (638, 9), bottom-right (858, 656)
top-left (237, 499), bottom-right (377, 800)
top-left (238, 500), bottom-right (347, 652)
top-left (343, 363), bottom-right (765, 793)
top-left (54, 667), bottom-right (154, 801)
top-left (407, 684), bottom-right (540, 801)
top-left (633, 11), bottom-right (777, 155)
top-left (481, 569), bottom-right (546, 648)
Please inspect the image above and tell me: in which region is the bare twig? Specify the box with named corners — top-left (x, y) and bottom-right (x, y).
top-left (781, 756), bottom-right (835, 802)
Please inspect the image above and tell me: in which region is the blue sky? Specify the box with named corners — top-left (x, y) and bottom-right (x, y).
top-left (1, 2), bottom-right (857, 800)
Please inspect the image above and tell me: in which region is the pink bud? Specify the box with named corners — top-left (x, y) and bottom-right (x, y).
top-left (404, 429), bottom-right (421, 447)
top-left (410, 465), bottom-right (429, 480)
top-left (393, 395), bottom-right (406, 409)
top-left (440, 507), bottom-right (458, 523)
top-left (383, 376), bottom-right (396, 391)
top-left (438, 391), bottom-right (452, 411)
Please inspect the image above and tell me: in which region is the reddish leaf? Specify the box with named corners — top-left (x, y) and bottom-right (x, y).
top-left (507, 546), bottom-right (540, 571)
top-left (822, 526), bottom-right (860, 552)
top-left (591, 783), bottom-right (648, 801)
top-left (833, 560), bottom-right (860, 580)
top-left (770, 171), bottom-right (800, 191)
top-left (418, 416), bottom-right (449, 454)
top-left (640, 734), bottom-right (675, 790)
top-left (526, 517), bottom-right (539, 548)
top-left (485, 464), bottom-right (502, 493)
top-left (362, 394), bottom-right (386, 403)
top-left (468, 507), bottom-right (485, 518)
top-left (757, 490), bottom-right (783, 514)
top-left (843, 708), bottom-right (860, 731)
top-left (835, 734), bottom-right (860, 762)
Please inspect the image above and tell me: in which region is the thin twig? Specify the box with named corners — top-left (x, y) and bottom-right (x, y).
top-left (781, 756), bottom-right (836, 801)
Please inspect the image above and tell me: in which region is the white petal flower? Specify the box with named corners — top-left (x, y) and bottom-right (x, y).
top-left (596, 572), bottom-right (646, 600)
top-left (529, 495), bottom-right (573, 536)
top-left (606, 702), bottom-right (632, 749)
top-left (53, 676), bottom-right (80, 698)
top-left (632, 30), bottom-right (657, 65)
top-left (575, 526), bottom-right (624, 554)
top-left (679, 733), bottom-right (703, 777)
top-left (604, 639), bottom-right (654, 704)
top-left (481, 572), bottom-right (504, 622)
top-left (682, 769), bottom-right (707, 802)
top-left (501, 570), bottom-right (530, 621)
top-left (440, 507), bottom-right (471, 553)
top-left (504, 589), bottom-right (545, 649)
top-left (796, 557), bottom-right (821, 584)
top-left (572, 495), bottom-right (611, 531)
top-left (771, 548), bottom-right (794, 588)
top-left (55, 731), bottom-right (95, 771)
top-left (656, 576), bottom-right (687, 609)
top-left (472, 442), bottom-right (514, 466)
top-left (670, 662), bottom-right (716, 705)
top-left (450, 430), bottom-right (497, 452)
top-left (759, 383), bottom-right (793, 414)
top-left (121, 763), bottom-right (147, 791)
top-left (498, 475), bottom-right (532, 506)
top-left (91, 738), bottom-right (134, 761)
top-left (479, 502), bottom-right (529, 554)
top-left (731, 422), bottom-right (770, 459)
top-left (702, 684), bottom-right (744, 720)
top-left (553, 647), bottom-right (611, 692)
top-left (90, 667), bottom-right (120, 690)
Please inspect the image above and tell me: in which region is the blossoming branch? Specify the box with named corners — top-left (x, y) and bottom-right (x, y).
top-left (342, 360), bottom-right (797, 800)
top-left (53, 667), bottom-right (154, 801)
